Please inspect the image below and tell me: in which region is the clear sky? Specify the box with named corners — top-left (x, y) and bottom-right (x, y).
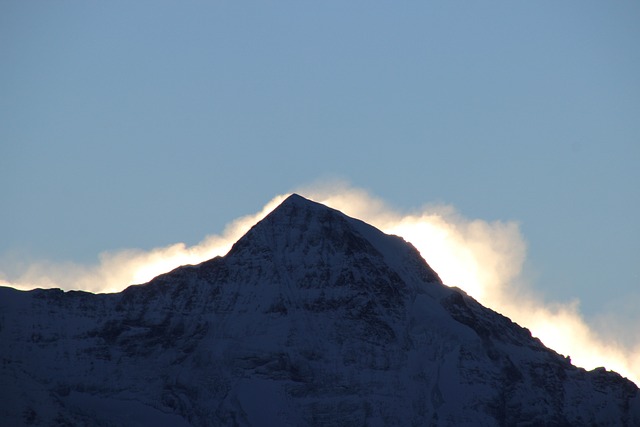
top-left (1, 1), bottom-right (639, 371)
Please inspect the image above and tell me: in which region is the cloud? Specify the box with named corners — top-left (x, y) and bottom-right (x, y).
top-left (0, 194), bottom-right (288, 294)
top-left (298, 181), bottom-right (640, 384)
top-left (1, 182), bottom-right (638, 385)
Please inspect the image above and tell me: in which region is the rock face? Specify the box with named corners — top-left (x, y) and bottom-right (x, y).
top-left (1, 194), bottom-right (639, 426)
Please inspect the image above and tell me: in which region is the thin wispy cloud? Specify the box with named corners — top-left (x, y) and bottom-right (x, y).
top-left (0, 194), bottom-right (288, 294)
top-left (1, 183), bottom-right (638, 384)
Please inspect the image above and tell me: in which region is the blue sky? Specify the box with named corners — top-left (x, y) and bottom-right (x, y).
top-left (1, 2), bottom-right (638, 336)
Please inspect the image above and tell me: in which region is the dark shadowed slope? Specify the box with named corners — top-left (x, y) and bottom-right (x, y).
top-left (1, 194), bottom-right (639, 426)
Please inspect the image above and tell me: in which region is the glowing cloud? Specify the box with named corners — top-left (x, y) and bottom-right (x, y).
top-left (300, 182), bottom-right (640, 385)
top-left (0, 194), bottom-right (288, 294)
top-left (0, 183), bottom-right (638, 385)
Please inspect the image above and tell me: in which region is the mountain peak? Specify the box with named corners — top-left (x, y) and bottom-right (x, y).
top-left (262, 192), bottom-right (344, 222)
top-left (280, 192), bottom-right (314, 206)
top-left (226, 193), bottom-right (442, 288)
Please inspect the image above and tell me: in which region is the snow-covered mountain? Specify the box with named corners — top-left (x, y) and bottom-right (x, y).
top-left (1, 194), bottom-right (638, 426)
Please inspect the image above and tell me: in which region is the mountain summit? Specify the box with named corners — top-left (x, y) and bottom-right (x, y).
top-left (1, 194), bottom-right (639, 426)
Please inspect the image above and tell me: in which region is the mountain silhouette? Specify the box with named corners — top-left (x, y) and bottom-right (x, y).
top-left (1, 194), bottom-right (638, 426)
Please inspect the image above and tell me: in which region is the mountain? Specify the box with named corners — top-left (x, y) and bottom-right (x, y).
top-left (1, 194), bottom-right (638, 426)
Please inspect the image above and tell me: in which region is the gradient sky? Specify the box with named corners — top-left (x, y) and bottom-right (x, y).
top-left (1, 1), bottom-right (639, 328)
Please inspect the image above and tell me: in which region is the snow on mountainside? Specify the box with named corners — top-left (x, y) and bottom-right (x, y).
top-left (1, 194), bottom-right (639, 426)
